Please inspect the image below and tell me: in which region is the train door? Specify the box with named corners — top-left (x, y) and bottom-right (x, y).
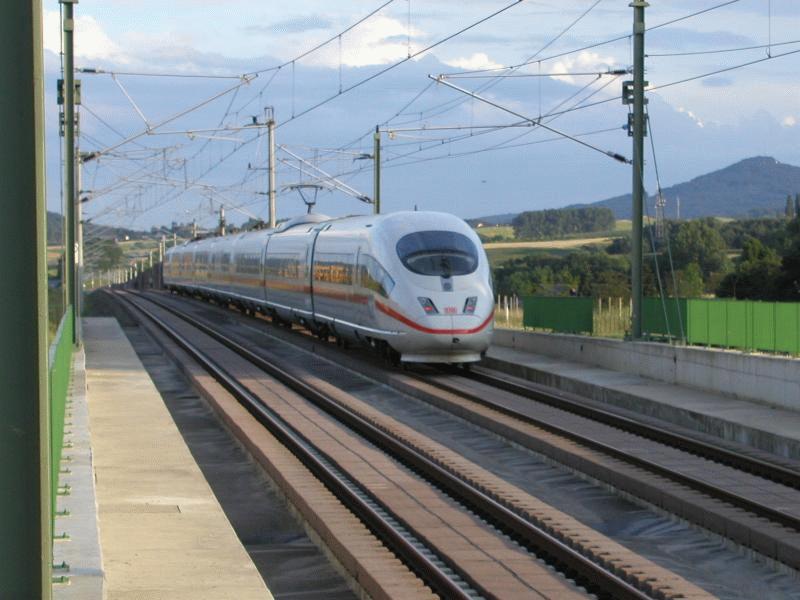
top-left (261, 235), bottom-right (271, 307)
top-left (354, 245), bottom-right (370, 327)
top-left (308, 225), bottom-right (325, 321)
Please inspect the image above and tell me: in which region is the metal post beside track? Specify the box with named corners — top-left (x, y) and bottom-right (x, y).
top-left (373, 125), bottom-right (381, 214)
top-left (268, 110), bottom-right (276, 228)
top-left (0, 0), bottom-right (52, 596)
top-left (630, 0), bottom-right (648, 339)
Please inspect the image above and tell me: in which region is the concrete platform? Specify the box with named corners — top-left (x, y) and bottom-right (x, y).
top-left (485, 338), bottom-right (800, 461)
top-left (80, 317), bottom-right (272, 600)
top-left (53, 347), bottom-right (103, 599)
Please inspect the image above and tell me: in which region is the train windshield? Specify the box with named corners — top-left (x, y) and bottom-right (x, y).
top-left (396, 230), bottom-right (478, 277)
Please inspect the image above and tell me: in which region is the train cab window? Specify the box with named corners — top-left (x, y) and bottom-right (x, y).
top-left (358, 254), bottom-right (394, 297)
top-left (396, 231), bottom-right (478, 277)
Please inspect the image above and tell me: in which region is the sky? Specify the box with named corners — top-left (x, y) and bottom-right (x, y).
top-left (42, 0), bottom-right (800, 233)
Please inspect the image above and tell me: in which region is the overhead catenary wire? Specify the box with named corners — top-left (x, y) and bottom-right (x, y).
top-left (430, 76), bottom-right (630, 164)
top-left (81, 0), bottom-right (790, 238)
top-left (647, 38), bottom-right (800, 58)
top-left (86, 0), bottom-right (530, 227)
top-left (381, 0), bottom-right (604, 134)
top-left (276, 0), bottom-right (528, 130)
top-left (245, 0), bottom-right (399, 76)
top-left (647, 46), bottom-right (800, 92)
top-left (646, 109), bottom-right (685, 341)
top-left (441, 0), bottom-right (744, 77)
top-left (76, 67), bottom-right (246, 79)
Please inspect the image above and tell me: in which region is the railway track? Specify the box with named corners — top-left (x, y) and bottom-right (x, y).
top-left (455, 366), bottom-right (800, 490)
top-left (141, 289), bottom-right (800, 571)
top-left (111, 288), bottom-right (714, 599)
top-left (417, 368), bottom-right (800, 531)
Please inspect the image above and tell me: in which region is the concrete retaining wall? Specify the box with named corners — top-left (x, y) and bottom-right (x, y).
top-left (492, 329), bottom-right (800, 411)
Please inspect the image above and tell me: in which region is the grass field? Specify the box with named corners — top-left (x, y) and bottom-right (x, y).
top-left (474, 219), bottom-right (631, 242)
top-left (485, 246), bottom-right (580, 266)
top-left (484, 236), bottom-right (614, 264)
top-left (483, 236), bottom-right (615, 250)
top-left (475, 225), bottom-right (515, 241)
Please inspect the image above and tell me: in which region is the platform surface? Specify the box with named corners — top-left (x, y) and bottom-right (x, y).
top-left (84, 317), bottom-right (272, 600)
top-left (53, 348), bottom-right (103, 599)
top-left (486, 341), bottom-right (800, 459)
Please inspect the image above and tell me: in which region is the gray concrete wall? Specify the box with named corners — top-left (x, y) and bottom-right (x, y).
top-left (492, 329), bottom-right (800, 411)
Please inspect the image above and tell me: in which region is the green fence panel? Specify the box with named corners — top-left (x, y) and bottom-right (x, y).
top-left (775, 302), bottom-right (800, 354)
top-left (49, 309), bottom-right (73, 516)
top-left (706, 300), bottom-right (727, 346)
top-left (686, 299), bottom-right (708, 345)
top-left (522, 296), bottom-right (593, 333)
top-left (521, 296), bottom-right (800, 354)
top-left (642, 297), bottom-right (686, 338)
top-left (751, 302), bottom-right (776, 352)
top-left (723, 300), bottom-right (748, 349)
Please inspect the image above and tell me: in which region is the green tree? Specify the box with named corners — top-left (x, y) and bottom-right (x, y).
top-left (512, 207), bottom-right (615, 240)
top-left (94, 240), bottom-right (124, 271)
top-left (787, 195), bottom-right (796, 219)
top-left (507, 271), bottom-right (539, 296)
top-left (775, 218), bottom-right (800, 300)
top-left (717, 237), bottom-right (781, 299)
top-left (673, 263), bottom-right (704, 297)
top-left (667, 219), bottom-right (730, 278)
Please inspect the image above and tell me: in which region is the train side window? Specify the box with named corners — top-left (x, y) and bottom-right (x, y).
top-left (314, 253), bottom-right (354, 285)
top-left (266, 253), bottom-right (301, 279)
top-left (358, 254), bottom-right (394, 297)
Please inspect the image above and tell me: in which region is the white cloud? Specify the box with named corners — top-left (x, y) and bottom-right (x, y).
top-left (782, 115), bottom-right (797, 127)
top-left (299, 16), bottom-right (421, 68)
top-left (677, 106), bottom-right (705, 128)
top-left (44, 10), bottom-right (126, 63)
top-left (443, 52), bottom-right (502, 71)
top-left (549, 51), bottom-right (615, 85)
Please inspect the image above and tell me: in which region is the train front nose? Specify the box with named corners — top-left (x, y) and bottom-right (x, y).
top-left (389, 294), bottom-right (494, 362)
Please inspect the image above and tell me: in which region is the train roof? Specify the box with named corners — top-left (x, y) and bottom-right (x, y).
top-left (166, 210), bottom-right (472, 254)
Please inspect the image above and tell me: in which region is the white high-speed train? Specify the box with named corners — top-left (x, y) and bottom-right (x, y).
top-left (163, 211), bottom-right (494, 363)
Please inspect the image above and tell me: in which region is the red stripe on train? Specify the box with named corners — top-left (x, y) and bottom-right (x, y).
top-left (375, 301), bottom-right (493, 335)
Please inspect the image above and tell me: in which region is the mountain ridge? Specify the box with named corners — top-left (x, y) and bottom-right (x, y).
top-left (583, 156), bottom-right (800, 219)
top-left (469, 156), bottom-right (800, 225)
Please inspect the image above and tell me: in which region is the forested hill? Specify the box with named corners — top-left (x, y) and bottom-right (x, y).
top-left (466, 212), bottom-right (518, 227)
top-left (46, 211), bottom-right (149, 245)
top-left (586, 157), bottom-right (800, 219)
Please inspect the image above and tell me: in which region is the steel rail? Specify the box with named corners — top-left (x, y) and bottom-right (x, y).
top-left (419, 367), bottom-right (800, 532)
top-left (464, 367), bottom-right (800, 489)
top-left (123, 290), bottom-right (653, 600)
top-left (111, 290), bottom-right (476, 600)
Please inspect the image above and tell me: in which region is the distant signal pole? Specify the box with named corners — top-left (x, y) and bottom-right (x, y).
top-left (268, 111), bottom-right (277, 228)
top-left (373, 125), bottom-right (381, 214)
top-left (629, 1), bottom-right (648, 339)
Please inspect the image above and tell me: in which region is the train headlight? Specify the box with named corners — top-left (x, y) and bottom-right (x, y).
top-left (418, 297), bottom-right (439, 314)
top-left (463, 296), bottom-right (477, 314)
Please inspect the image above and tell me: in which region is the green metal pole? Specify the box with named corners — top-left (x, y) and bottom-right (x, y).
top-left (62, 0), bottom-right (77, 344)
top-left (268, 113), bottom-right (276, 228)
top-left (0, 0), bottom-right (53, 597)
top-left (630, 1), bottom-right (648, 339)
top-left (373, 125), bottom-right (381, 214)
